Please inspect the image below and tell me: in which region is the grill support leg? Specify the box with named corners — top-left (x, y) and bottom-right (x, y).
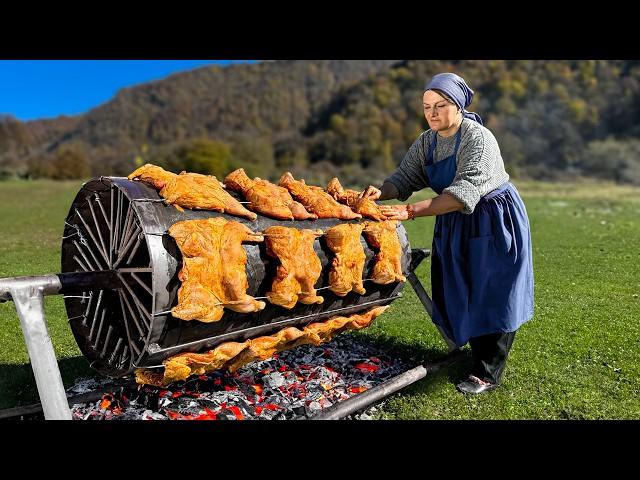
top-left (0, 276), bottom-right (71, 419)
top-left (408, 249), bottom-right (458, 353)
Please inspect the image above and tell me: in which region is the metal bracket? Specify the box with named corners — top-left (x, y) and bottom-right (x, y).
top-left (0, 275), bottom-right (72, 419)
top-left (408, 249), bottom-right (458, 353)
top-left (0, 271), bottom-right (123, 419)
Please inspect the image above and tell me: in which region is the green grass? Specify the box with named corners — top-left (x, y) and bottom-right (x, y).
top-left (1, 178), bottom-right (639, 418)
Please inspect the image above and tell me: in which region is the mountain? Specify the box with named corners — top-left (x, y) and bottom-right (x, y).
top-left (2, 59), bottom-right (640, 185)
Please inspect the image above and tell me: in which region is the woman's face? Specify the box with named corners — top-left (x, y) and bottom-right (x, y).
top-left (423, 90), bottom-right (459, 134)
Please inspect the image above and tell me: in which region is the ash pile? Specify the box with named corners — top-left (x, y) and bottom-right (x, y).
top-left (69, 334), bottom-right (411, 420)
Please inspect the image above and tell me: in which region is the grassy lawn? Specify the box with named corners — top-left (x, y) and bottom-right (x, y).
top-left (0, 178), bottom-right (639, 418)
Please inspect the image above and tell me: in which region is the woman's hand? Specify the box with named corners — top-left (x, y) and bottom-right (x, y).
top-left (378, 204), bottom-right (409, 221)
top-left (359, 185), bottom-right (382, 201)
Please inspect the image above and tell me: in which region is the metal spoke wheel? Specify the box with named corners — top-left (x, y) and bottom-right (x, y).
top-left (62, 178), bottom-right (152, 376)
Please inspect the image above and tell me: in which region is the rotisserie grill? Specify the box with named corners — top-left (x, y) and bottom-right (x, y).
top-left (60, 176), bottom-right (412, 378)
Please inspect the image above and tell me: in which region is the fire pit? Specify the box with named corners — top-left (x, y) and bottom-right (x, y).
top-left (69, 333), bottom-right (412, 420)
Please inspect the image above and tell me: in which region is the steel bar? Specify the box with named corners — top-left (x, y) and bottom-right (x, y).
top-left (311, 349), bottom-right (465, 420)
top-left (149, 294), bottom-right (402, 356)
top-left (100, 325), bottom-right (114, 358)
top-left (94, 193), bottom-right (111, 233)
top-left (108, 337), bottom-right (124, 365)
top-left (120, 345), bottom-right (130, 368)
top-left (81, 291), bottom-right (94, 326)
top-left (117, 267), bottom-right (152, 273)
top-left (87, 198), bottom-right (108, 264)
top-left (88, 291), bottom-right (104, 342)
top-left (72, 255), bottom-right (89, 272)
top-left (109, 185), bottom-right (115, 266)
top-left (57, 270), bottom-right (122, 293)
top-left (116, 190), bottom-right (126, 253)
top-left (113, 227), bottom-right (141, 269)
top-left (130, 272), bottom-right (152, 296)
top-left (117, 272), bottom-right (151, 329)
top-left (118, 291), bottom-right (141, 357)
top-left (92, 309), bottom-right (107, 349)
top-left (124, 235), bottom-right (144, 266)
top-left (119, 205), bottom-right (134, 252)
top-left (120, 287), bottom-right (145, 338)
top-left (73, 238), bottom-right (102, 272)
top-left (113, 189), bottom-right (122, 256)
top-left (0, 277), bottom-right (72, 419)
top-left (75, 208), bottom-right (110, 267)
top-left (406, 271), bottom-right (458, 353)
top-left (72, 240), bottom-right (96, 271)
top-left (310, 365), bottom-right (427, 420)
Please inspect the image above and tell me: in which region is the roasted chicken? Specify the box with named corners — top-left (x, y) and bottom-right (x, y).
top-left (278, 172), bottom-right (362, 220)
top-left (224, 168), bottom-right (317, 220)
top-left (168, 217), bottom-right (265, 323)
top-left (324, 223), bottom-right (367, 296)
top-left (263, 226), bottom-right (324, 308)
top-left (363, 220), bottom-right (406, 284)
top-left (326, 177), bottom-right (387, 221)
top-left (128, 163), bottom-right (257, 220)
top-left (135, 305), bottom-right (390, 386)
top-left (224, 327), bottom-right (312, 373)
top-left (304, 305), bottom-right (389, 344)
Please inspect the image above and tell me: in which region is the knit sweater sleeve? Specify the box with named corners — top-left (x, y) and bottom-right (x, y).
top-left (384, 132), bottom-right (430, 201)
top-left (443, 125), bottom-right (496, 214)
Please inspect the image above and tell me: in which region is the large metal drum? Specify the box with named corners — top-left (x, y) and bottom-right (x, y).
top-left (61, 177), bottom-right (411, 377)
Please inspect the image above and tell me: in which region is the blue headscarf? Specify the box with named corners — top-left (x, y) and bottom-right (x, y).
top-left (424, 73), bottom-right (483, 125)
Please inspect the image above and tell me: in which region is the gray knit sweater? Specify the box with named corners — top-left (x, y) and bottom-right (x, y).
top-left (385, 118), bottom-right (509, 214)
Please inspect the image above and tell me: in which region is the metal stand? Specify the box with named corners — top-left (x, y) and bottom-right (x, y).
top-left (0, 272), bottom-right (120, 420)
top-left (0, 250), bottom-right (446, 420)
top-left (0, 275), bottom-right (72, 419)
top-left (407, 249), bottom-right (458, 353)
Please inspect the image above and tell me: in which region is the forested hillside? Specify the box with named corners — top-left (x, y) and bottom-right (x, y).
top-left (2, 60), bottom-right (639, 186)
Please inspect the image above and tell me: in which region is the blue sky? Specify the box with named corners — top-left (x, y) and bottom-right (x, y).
top-left (0, 60), bottom-right (256, 121)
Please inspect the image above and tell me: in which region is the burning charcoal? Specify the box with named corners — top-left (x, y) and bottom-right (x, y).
top-left (169, 397), bottom-right (204, 416)
top-left (140, 410), bottom-right (166, 420)
top-left (262, 371), bottom-right (286, 389)
top-left (68, 332), bottom-right (412, 420)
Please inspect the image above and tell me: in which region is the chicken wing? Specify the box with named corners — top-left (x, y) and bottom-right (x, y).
top-left (263, 225), bottom-right (324, 308)
top-left (128, 163), bottom-right (257, 220)
top-left (363, 220), bottom-right (406, 284)
top-left (278, 172), bottom-right (362, 220)
top-left (224, 168), bottom-right (317, 220)
top-left (324, 223), bottom-right (367, 296)
top-left (168, 217), bottom-right (265, 323)
top-left (326, 177), bottom-right (387, 221)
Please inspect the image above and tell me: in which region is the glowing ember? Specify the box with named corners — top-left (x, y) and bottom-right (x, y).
top-left (69, 334), bottom-right (411, 420)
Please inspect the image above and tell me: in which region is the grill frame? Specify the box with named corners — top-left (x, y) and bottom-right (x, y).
top-left (61, 176), bottom-right (412, 377)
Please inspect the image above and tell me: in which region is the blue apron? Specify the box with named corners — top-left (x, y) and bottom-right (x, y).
top-left (425, 130), bottom-right (534, 347)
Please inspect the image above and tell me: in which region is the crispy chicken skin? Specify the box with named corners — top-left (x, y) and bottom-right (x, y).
top-left (135, 306), bottom-right (390, 386)
top-left (263, 226), bottom-right (324, 308)
top-left (326, 177), bottom-right (387, 221)
top-left (224, 168), bottom-right (317, 220)
top-left (324, 223), bottom-right (367, 296)
top-left (168, 218), bottom-right (265, 323)
top-left (363, 220), bottom-right (406, 284)
top-left (278, 172), bottom-right (362, 220)
top-left (128, 164), bottom-right (257, 220)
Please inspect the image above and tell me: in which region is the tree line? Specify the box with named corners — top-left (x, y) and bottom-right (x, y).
top-left (1, 60), bottom-right (639, 187)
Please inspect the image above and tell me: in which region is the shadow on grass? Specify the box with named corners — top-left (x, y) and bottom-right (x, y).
top-left (350, 332), bottom-right (475, 393)
top-left (0, 356), bottom-right (97, 410)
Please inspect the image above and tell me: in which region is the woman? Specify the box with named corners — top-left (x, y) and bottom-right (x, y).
top-left (361, 72), bottom-right (534, 395)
